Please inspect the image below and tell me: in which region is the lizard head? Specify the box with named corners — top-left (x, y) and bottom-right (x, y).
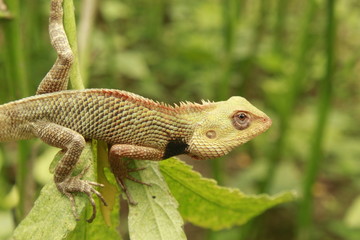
top-left (187, 96), bottom-right (272, 159)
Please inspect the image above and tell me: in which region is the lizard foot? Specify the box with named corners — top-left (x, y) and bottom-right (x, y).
top-left (56, 166), bottom-right (108, 223)
top-left (111, 161), bottom-right (151, 205)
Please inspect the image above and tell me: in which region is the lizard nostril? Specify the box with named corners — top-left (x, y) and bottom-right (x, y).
top-left (263, 117), bottom-right (272, 126)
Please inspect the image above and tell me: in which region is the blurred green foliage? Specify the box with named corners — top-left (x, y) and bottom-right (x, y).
top-left (0, 0), bottom-right (360, 239)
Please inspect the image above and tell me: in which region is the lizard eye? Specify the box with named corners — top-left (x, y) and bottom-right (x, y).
top-left (232, 111), bottom-right (251, 130)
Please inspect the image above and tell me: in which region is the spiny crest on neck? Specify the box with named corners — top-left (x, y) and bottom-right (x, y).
top-left (148, 98), bottom-right (216, 114)
top-left (172, 99), bottom-right (216, 114)
top-left (98, 89), bottom-right (216, 114)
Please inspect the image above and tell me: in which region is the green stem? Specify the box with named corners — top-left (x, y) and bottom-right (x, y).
top-left (63, 0), bottom-right (84, 90)
top-left (250, 0), bottom-right (268, 54)
top-left (2, 0), bottom-right (29, 99)
top-left (78, 0), bottom-right (98, 85)
top-left (297, 0), bottom-right (336, 239)
top-left (260, 0), bottom-right (317, 193)
top-left (273, 0), bottom-right (289, 54)
top-left (2, 0), bottom-right (32, 222)
top-left (217, 0), bottom-right (240, 100)
top-left (211, 0), bottom-right (240, 189)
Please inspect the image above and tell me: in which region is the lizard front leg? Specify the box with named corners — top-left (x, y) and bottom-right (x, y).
top-left (36, 0), bottom-right (73, 95)
top-left (30, 121), bottom-right (107, 222)
top-left (109, 144), bottom-right (163, 205)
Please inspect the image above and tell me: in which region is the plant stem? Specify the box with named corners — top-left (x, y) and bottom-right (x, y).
top-left (260, 0), bottom-right (317, 193)
top-left (297, 0), bottom-right (336, 239)
top-left (2, 0), bottom-right (32, 222)
top-left (250, 0), bottom-right (268, 54)
top-left (212, 0), bottom-right (241, 188)
top-left (2, 0), bottom-right (28, 99)
top-left (63, 0), bottom-right (84, 90)
top-left (78, 0), bottom-right (98, 85)
top-left (273, 0), bottom-right (289, 54)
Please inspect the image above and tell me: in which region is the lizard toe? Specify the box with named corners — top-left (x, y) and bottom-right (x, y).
top-left (56, 175), bottom-right (107, 222)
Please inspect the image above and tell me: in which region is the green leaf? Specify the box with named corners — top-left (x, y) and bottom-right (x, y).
top-left (127, 160), bottom-right (186, 240)
top-left (12, 143), bottom-right (120, 240)
top-left (160, 158), bottom-right (297, 230)
top-left (67, 197), bottom-right (121, 240)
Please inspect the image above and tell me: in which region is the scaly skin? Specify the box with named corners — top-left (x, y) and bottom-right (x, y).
top-left (0, 0), bottom-right (272, 222)
top-left (0, 89), bottom-right (271, 160)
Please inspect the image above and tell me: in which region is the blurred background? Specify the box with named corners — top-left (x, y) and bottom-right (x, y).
top-left (0, 0), bottom-right (359, 239)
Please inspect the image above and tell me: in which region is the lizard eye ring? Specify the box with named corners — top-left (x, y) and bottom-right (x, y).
top-left (232, 111), bottom-right (251, 130)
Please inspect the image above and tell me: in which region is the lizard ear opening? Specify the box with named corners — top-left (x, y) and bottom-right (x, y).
top-left (205, 130), bottom-right (217, 139)
top-left (232, 111), bottom-right (251, 130)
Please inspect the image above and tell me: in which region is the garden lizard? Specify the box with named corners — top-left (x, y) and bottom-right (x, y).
top-left (0, 0), bottom-right (272, 222)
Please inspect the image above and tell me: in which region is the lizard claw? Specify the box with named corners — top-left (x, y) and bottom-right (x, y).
top-left (111, 162), bottom-right (151, 205)
top-left (56, 166), bottom-right (108, 223)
